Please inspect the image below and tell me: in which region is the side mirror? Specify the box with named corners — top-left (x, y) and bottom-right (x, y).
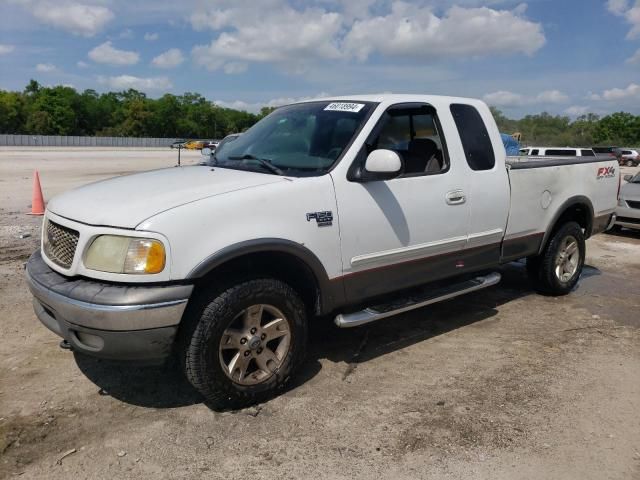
top-left (363, 149), bottom-right (402, 180)
top-left (624, 174), bottom-right (633, 182)
top-left (201, 147), bottom-right (212, 157)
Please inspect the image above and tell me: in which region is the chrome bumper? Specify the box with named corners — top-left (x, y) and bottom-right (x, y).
top-left (26, 251), bottom-right (193, 361)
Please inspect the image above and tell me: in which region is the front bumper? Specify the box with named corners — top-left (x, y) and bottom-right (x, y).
top-left (26, 251), bottom-right (193, 361)
top-left (615, 205), bottom-right (640, 230)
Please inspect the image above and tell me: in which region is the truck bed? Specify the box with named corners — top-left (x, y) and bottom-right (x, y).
top-left (501, 155), bottom-right (618, 262)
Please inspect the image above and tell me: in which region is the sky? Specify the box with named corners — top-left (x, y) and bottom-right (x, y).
top-left (0, 0), bottom-right (640, 117)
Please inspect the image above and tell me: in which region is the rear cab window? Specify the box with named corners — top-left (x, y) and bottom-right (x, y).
top-left (450, 103), bottom-right (495, 171)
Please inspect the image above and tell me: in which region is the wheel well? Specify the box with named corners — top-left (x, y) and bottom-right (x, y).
top-left (553, 203), bottom-right (592, 236)
top-left (193, 251), bottom-right (321, 315)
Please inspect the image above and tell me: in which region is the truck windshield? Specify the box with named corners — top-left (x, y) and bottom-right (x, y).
top-left (213, 101), bottom-right (375, 176)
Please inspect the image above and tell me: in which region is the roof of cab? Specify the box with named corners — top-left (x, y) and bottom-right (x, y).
top-left (294, 93), bottom-right (487, 106)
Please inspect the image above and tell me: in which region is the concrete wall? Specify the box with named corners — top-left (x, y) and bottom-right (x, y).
top-left (0, 134), bottom-right (181, 147)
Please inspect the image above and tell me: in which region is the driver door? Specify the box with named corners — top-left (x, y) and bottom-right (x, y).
top-left (332, 103), bottom-right (471, 303)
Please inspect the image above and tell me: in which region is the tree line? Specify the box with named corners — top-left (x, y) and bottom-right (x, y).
top-left (0, 80), bottom-right (276, 139)
top-left (490, 107), bottom-right (640, 147)
top-left (1, 80), bottom-right (639, 146)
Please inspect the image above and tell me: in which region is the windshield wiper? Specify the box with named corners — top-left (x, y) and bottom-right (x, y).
top-left (227, 154), bottom-right (285, 175)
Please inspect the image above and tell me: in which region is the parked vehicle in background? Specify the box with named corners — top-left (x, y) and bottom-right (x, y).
top-left (612, 173), bottom-right (640, 230)
top-left (592, 146), bottom-right (618, 158)
top-left (25, 94), bottom-right (618, 409)
top-left (519, 147), bottom-right (595, 157)
top-left (184, 140), bottom-right (209, 150)
top-left (615, 149), bottom-right (639, 167)
top-left (170, 140), bottom-right (187, 149)
top-left (212, 133), bottom-right (240, 156)
top-left (200, 134), bottom-right (241, 164)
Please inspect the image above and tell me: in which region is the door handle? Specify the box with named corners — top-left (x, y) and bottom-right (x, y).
top-left (446, 189), bottom-right (466, 205)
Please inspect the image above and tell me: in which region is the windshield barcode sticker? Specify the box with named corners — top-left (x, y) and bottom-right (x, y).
top-left (324, 102), bottom-right (365, 113)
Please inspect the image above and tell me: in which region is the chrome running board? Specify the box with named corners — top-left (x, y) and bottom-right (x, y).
top-left (334, 272), bottom-right (501, 328)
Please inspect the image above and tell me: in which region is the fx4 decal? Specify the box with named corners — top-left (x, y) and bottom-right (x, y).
top-left (597, 166), bottom-right (616, 179)
top-left (306, 211), bottom-right (333, 227)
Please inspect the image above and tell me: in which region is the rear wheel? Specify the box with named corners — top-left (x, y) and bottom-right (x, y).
top-left (182, 278), bottom-right (307, 409)
top-left (626, 159), bottom-right (634, 167)
top-left (527, 221), bottom-right (585, 295)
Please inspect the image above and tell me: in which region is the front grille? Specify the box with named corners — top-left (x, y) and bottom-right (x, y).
top-left (43, 220), bottom-right (79, 268)
top-left (626, 200), bottom-right (640, 210)
top-left (617, 216), bottom-right (640, 225)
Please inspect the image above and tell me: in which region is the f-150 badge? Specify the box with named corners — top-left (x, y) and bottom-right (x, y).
top-left (596, 166), bottom-right (616, 179)
top-left (306, 211), bottom-right (333, 227)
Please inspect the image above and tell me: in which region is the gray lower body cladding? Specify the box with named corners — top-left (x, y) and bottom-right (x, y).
top-left (26, 251), bottom-right (193, 361)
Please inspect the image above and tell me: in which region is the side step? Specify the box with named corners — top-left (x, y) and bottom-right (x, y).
top-left (334, 272), bottom-right (501, 328)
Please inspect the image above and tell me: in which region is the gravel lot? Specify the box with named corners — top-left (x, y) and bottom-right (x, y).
top-left (1, 149), bottom-right (639, 479)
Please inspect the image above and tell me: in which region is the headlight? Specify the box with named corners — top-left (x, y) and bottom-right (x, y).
top-left (84, 235), bottom-right (165, 274)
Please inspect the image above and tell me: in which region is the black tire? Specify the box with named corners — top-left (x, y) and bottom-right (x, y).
top-left (526, 221), bottom-right (585, 296)
top-left (181, 278), bottom-right (307, 410)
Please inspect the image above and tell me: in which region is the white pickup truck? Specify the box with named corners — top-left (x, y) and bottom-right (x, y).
top-left (26, 94), bottom-right (619, 408)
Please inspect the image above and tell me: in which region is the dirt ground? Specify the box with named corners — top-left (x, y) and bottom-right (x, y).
top-left (1, 149), bottom-right (639, 480)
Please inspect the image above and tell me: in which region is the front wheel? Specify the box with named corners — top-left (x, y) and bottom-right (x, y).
top-left (181, 278), bottom-right (307, 409)
top-left (527, 221), bottom-right (585, 295)
top-left (626, 159), bottom-right (634, 167)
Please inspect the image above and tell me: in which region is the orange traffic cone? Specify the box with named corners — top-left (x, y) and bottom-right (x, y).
top-left (28, 170), bottom-right (45, 216)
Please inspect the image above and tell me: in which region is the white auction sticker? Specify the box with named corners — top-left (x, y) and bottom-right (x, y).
top-left (324, 102), bottom-right (365, 113)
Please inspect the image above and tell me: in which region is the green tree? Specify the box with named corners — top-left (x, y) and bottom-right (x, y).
top-left (0, 91), bottom-right (26, 133)
top-left (593, 112), bottom-right (640, 145)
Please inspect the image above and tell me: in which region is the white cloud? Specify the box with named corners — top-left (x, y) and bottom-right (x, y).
top-left (483, 89), bottom-right (569, 107)
top-left (626, 47), bottom-right (640, 63)
top-left (119, 28), bottom-right (134, 39)
top-left (214, 92), bottom-right (331, 113)
top-left (191, 4), bottom-right (343, 72)
top-left (607, 0), bottom-right (640, 38)
top-left (535, 90), bottom-right (569, 104)
top-left (152, 48), bottom-right (184, 68)
top-left (25, 1), bottom-right (114, 37)
top-left (483, 90), bottom-right (527, 107)
top-left (607, 0), bottom-right (630, 15)
top-left (36, 63), bottom-right (57, 72)
top-left (98, 75), bottom-right (173, 91)
top-left (77, 60), bottom-right (89, 68)
top-left (0, 44), bottom-right (15, 55)
top-left (223, 62), bottom-right (248, 74)
top-left (564, 105), bottom-right (590, 116)
top-left (190, 2), bottom-right (544, 73)
top-left (88, 41), bottom-right (139, 66)
top-left (343, 3), bottom-right (545, 61)
top-left (601, 83), bottom-right (640, 101)
top-left (144, 32), bottom-right (159, 41)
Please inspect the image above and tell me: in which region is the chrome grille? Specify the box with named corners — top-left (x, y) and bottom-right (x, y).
top-left (43, 220), bottom-right (79, 268)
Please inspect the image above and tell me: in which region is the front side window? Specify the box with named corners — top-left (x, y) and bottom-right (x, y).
top-left (531, 149), bottom-right (539, 155)
top-left (581, 149), bottom-right (595, 157)
top-left (214, 101), bottom-right (375, 176)
top-left (450, 104), bottom-right (495, 171)
top-left (367, 104), bottom-right (448, 176)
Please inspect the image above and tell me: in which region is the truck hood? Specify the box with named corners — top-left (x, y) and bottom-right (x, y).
top-left (47, 166), bottom-right (284, 228)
